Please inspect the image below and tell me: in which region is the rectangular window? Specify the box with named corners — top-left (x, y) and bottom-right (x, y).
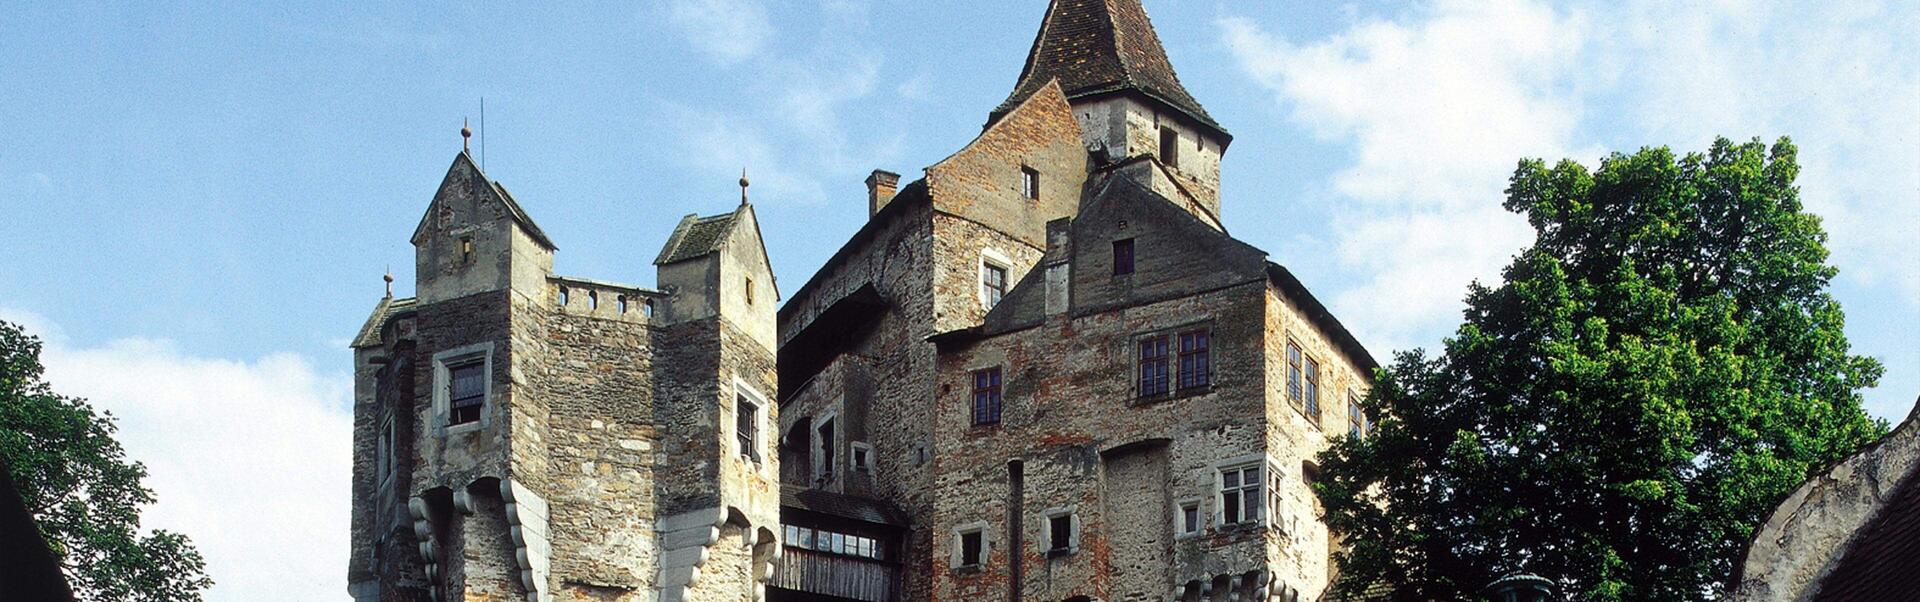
top-left (1180, 501), bottom-right (1201, 535)
top-left (448, 361), bottom-right (485, 425)
top-left (959, 529), bottom-right (984, 567)
top-left (1305, 356), bottom-right (1321, 419)
top-left (376, 415), bottom-right (396, 484)
top-left (1112, 238), bottom-right (1134, 275)
top-left (745, 277), bottom-right (754, 305)
top-left (1286, 343), bottom-right (1303, 405)
top-left (1021, 166), bottom-right (1040, 200)
top-left (1220, 464), bottom-right (1264, 525)
top-left (815, 418), bottom-right (836, 483)
top-left (1048, 514), bottom-right (1072, 553)
top-left (1138, 336), bottom-right (1170, 396)
top-left (852, 442), bottom-right (871, 472)
top-left (736, 396), bottom-right (759, 462)
top-left (982, 263), bottom-right (1008, 310)
top-left (972, 367), bottom-right (1003, 426)
top-left (1348, 392), bottom-right (1365, 439)
top-left (1177, 329), bottom-right (1211, 389)
top-left (1160, 126), bottom-right (1180, 168)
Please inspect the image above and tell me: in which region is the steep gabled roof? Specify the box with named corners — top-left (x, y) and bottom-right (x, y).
top-left (350, 295), bottom-right (416, 349)
top-left (991, 0), bottom-right (1224, 137)
top-left (409, 151), bottom-right (556, 250)
top-left (653, 212), bottom-right (738, 265)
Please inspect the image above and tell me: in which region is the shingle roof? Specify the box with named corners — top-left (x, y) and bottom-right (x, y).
top-left (653, 212), bottom-right (738, 265)
top-left (992, 0), bottom-right (1224, 136)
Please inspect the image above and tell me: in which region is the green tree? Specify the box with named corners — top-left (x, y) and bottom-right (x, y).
top-left (1317, 138), bottom-right (1885, 601)
top-left (0, 321), bottom-right (213, 601)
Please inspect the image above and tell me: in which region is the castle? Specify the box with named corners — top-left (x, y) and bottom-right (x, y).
top-left (347, 1), bottom-right (1376, 600)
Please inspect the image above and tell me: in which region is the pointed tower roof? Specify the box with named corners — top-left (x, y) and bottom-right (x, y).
top-left (991, 0), bottom-right (1224, 137)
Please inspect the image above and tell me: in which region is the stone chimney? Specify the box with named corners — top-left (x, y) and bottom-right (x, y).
top-left (866, 169), bottom-right (901, 217)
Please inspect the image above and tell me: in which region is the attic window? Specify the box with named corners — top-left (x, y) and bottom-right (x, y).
top-left (745, 277), bottom-right (755, 305)
top-left (460, 237), bottom-right (474, 263)
top-left (1113, 239), bottom-right (1135, 275)
top-left (1160, 126), bottom-right (1180, 168)
top-left (1021, 166), bottom-right (1040, 200)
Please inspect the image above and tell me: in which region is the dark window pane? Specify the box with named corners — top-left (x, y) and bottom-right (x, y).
top-left (1112, 239), bottom-right (1134, 275)
top-left (961, 531), bottom-right (983, 565)
top-left (972, 367), bottom-right (1003, 425)
top-left (1050, 515), bottom-right (1071, 551)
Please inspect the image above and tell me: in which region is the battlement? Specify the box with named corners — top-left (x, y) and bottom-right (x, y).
top-left (548, 275), bottom-right (665, 324)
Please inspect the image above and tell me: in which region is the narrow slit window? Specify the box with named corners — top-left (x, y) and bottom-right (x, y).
top-left (1112, 238), bottom-right (1135, 275)
top-left (745, 277), bottom-right (754, 305)
top-left (736, 395), bottom-right (760, 462)
top-left (1021, 166), bottom-right (1040, 200)
top-left (1160, 126), bottom-right (1180, 168)
top-left (1286, 343), bottom-right (1304, 405)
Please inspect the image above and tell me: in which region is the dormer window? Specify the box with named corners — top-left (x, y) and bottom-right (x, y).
top-left (1160, 126), bottom-right (1180, 168)
top-left (1021, 166), bottom-right (1040, 200)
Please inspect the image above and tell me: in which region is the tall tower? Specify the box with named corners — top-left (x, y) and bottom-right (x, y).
top-left (348, 150), bottom-right (782, 602)
top-left (991, 0), bottom-right (1232, 220)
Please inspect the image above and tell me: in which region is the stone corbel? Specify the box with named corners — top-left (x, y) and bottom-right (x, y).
top-left (501, 478), bottom-right (553, 602)
top-left (407, 496), bottom-right (443, 602)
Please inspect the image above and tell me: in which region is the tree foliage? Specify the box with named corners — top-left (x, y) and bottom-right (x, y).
top-left (0, 321), bottom-right (213, 601)
top-left (1317, 138), bottom-right (1885, 601)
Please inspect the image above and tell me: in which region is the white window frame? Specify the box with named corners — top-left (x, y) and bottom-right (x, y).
top-left (432, 342), bottom-right (494, 435)
top-left (1040, 506), bottom-right (1080, 555)
top-left (850, 441), bottom-right (873, 473)
top-left (978, 248), bottom-right (1013, 310)
top-left (1215, 456), bottom-right (1271, 527)
top-left (1174, 498), bottom-right (1203, 539)
top-left (734, 377), bottom-right (768, 464)
top-left (951, 521), bottom-right (990, 569)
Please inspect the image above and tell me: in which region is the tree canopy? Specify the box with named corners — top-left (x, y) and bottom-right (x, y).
top-left (1317, 138), bottom-right (1885, 601)
top-left (0, 321), bottom-right (213, 601)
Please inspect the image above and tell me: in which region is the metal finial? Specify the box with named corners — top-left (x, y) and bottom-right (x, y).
top-left (739, 168), bottom-right (750, 205)
top-left (383, 267), bottom-right (394, 297)
top-left (461, 118), bottom-right (472, 152)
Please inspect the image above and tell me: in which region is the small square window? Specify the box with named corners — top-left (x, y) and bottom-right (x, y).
top-left (1112, 238), bottom-right (1134, 275)
top-left (1020, 166), bottom-right (1040, 200)
top-left (1179, 501), bottom-right (1201, 535)
top-left (1048, 514), bottom-right (1073, 553)
top-left (959, 529), bottom-right (985, 567)
top-left (852, 443), bottom-right (871, 472)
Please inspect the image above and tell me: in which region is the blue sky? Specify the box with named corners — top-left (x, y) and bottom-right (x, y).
top-left (2, 1), bottom-right (1915, 600)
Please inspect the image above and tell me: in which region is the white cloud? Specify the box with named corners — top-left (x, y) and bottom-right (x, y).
top-left (665, 0), bottom-right (774, 66)
top-left (1, 308), bottom-right (353, 602)
top-left (1223, 0), bottom-right (1920, 352)
top-left (1223, 0), bottom-right (1596, 351)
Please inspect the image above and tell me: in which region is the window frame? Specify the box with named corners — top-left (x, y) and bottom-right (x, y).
top-left (1112, 238), bottom-right (1135, 276)
top-left (734, 378), bottom-right (767, 463)
top-left (1217, 461), bottom-right (1267, 526)
top-left (851, 441), bottom-right (872, 473)
top-left (1176, 329), bottom-right (1212, 390)
top-left (1175, 499), bottom-right (1203, 538)
top-left (971, 366), bottom-right (1004, 426)
top-left (1042, 507), bottom-right (1080, 556)
top-left (432, 343), bottom-right (493, 434)
top-left (1137, 335), bottom-right (1170, 397)
top-left (1137, 324), bottom-right (1213, 399)
top-left (980, 262), bottom-right (1008, 310)
top-left (1348, 391), bottom-right (1366, 439)
top-left (1020, 166), bottom-right (1040, 200)
top-left (952, 522), bottom-right (989, 570)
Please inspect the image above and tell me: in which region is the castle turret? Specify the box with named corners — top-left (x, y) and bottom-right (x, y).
top-left (992, 0), bottom-right (1230, 221)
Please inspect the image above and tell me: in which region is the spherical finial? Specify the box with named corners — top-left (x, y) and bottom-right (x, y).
top-left (383, 269), bottom-right (394, 296)
top-left (461, 118), bottom-right (472, 151)
top-left (738, 168), bottom-right (751, 205)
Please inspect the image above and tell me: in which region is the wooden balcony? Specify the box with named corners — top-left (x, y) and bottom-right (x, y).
top-left (772, 547), bottom-right (899, 602)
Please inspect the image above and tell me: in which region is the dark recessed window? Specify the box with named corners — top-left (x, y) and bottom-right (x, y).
top-left (1305, 356), bottom-right (1321, 419)
top-left (745, 277), bottom-right (754, 305)
top-left (1021, 166), bottom-right (1040, 200)
top-left (1177, 329), bottom-right (1211, 389)
top-left (460, 237), bottom-right (474, 263)
top-left (448, 361), bottom-right (484, 425)
top-left (1112, 238), bottom-right (1135, 275)
top-left (972, 367), bottom-right (1003, 426)
top-left (1160, 126), bottom-right (1180, 168)
top-left (1048, 514), bottom-right (1072, 552)
top-left (1287, 343), bottom-right (1304, 408)
top-left (1138, 337), bottom-right (1170, 396)
top-left (736, 395), bottom-right (760, 462)
top-left (959, 530), bottom-right (984, 567)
